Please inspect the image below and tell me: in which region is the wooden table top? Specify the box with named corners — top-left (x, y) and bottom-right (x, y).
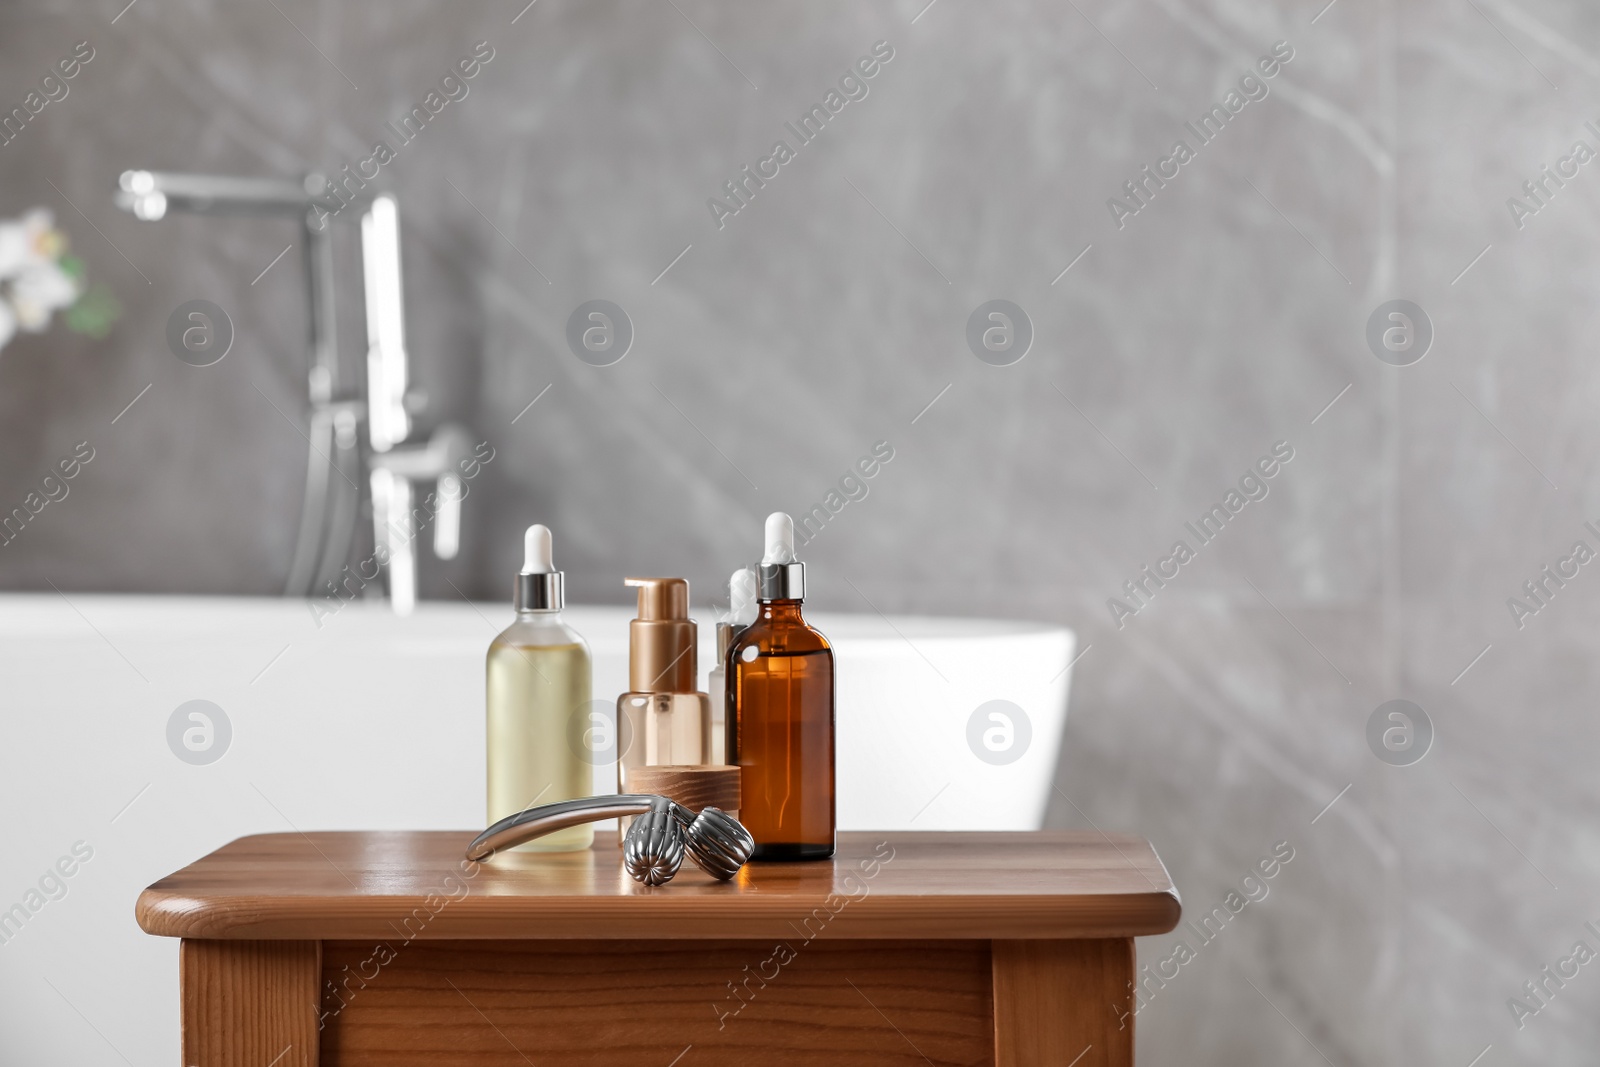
top-left (137, 830), bottom-right (1181, 942)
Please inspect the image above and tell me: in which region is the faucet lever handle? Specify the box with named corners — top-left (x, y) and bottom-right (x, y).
top-left (433, 472), bottom-right (462, 560)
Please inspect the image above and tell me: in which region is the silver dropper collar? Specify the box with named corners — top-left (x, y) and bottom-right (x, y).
top-left (515, 570), bottom-right (563, 611)
top-left (758, 561), bottom-right (804, 600)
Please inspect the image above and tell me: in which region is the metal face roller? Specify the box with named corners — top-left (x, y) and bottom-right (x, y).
top-left (680, 806), bottom-right (754, 880)
top-left (623, 797), bottom-right (685, 886)
top-left (465, 794), bottom-right (755, 886)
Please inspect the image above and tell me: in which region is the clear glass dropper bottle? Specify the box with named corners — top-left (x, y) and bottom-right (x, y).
top-left (485, 524), bottom-right (594, 851)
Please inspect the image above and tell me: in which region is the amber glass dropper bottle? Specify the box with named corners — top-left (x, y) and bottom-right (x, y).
top-left (727, 512), bottom-right (836, 860)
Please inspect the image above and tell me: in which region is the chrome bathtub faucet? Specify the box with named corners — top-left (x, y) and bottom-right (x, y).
top-left (113, 170), bottom-right (467, 613)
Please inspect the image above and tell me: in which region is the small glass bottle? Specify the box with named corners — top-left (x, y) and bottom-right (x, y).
top-left (708, 568), bottom-right (757, 765)
top-left (616, 577), bottom-right (713, 820)
top-left (486, 525), bottom-right (593, 851)
top-left (728, 513), bottom-right (836, 860)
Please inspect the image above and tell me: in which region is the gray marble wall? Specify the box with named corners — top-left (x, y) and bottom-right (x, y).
top-left (3, 0), bottom-right (1599, 1061)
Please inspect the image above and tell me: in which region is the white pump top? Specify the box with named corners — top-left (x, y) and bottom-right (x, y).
top-left (523, 524), bottom-right (554, 574)
top-left (761, 512), bottom-right (797, 565)
top-left (729, 567), bottom-right (758, 626)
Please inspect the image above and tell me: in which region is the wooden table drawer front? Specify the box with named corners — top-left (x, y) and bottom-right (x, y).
top-left (319, 939), bottom-right (995, 1067)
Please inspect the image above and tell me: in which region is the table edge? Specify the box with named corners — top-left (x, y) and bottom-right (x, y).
top-left (136, 886), bottom-right (1183, 940)
top-left (136, 829), bottom-right (1183, 941)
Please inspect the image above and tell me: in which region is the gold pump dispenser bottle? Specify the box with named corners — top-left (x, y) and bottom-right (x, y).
top-left (727, 512), bottom-right (836, 860)
top-left (617, 578), bottom-right (713, 805)
top-left (485, 524), bottom-right (593, 851)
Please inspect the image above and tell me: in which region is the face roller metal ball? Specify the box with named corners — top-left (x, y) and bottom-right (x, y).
top-left (465, 794), bottom-right (755, 886)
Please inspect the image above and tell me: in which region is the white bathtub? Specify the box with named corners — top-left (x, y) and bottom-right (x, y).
top-left (0, 593), bottom-right (1073, 1064)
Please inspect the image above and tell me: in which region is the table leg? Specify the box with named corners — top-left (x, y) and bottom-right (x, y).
top-left (991, 939), bottom-right (1134, 1067)
top-left (181, 939), bottom-right (320, 1067)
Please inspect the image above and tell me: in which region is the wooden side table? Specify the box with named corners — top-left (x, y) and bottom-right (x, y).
top-left (138, 830), bottom-right (1179, 1066)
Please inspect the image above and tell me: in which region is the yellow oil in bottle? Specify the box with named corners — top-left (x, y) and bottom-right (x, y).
top-left (486, 635), bottom-right (593, 851)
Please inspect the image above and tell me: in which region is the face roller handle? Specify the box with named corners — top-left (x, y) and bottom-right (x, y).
top-left (465, 794), bottom-right (756, 886)
top-left (466, 795), bottom-right (661, 861)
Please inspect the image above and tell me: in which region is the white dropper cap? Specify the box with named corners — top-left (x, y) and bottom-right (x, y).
top-left (514, 524), bottom-right (563, 610)
top-left (729, 567), bottom-right (758, 626)
top-left (762, 512), bottom-right (796, 565)
top-left (523, 524), bottom-right (554, 574)
top-left (757, 512), bottom-right (804, 600)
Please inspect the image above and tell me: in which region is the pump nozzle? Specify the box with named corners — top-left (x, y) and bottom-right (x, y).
top-left (623, 577), bottom-right (696, 692)
top-left (523, 524), bottom-right (554, 574)
top-left (624, 577), bottom-right (690, 620)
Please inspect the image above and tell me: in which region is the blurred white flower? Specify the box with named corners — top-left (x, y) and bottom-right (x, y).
top-left (0, 224), bottom-right (27, 278)
top-left (12, 261), bottom-right (79, 330)
top-left (0, 207), bottom-right (81, 352)
top-left (0, 209), bottom-right (60, 278)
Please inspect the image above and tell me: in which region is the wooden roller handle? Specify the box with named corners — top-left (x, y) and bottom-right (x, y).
top-left (627, 765), bottom-right (741, 815)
